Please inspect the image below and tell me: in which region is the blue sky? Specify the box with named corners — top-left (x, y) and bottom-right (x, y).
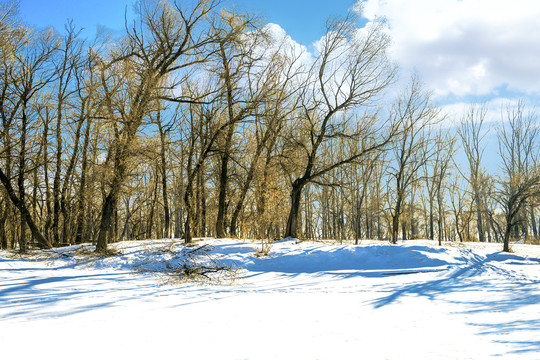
top-left (19, 0), bottom-right (540, 108)
top-left (19, 0), bottom-right (358, 47)
top-left (19, 0), bottom-right (136, 37)
top-left (18, 0), bottom-right (540, 174)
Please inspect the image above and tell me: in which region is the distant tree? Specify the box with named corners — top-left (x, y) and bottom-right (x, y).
top-left (387, 77), bottom-right (439, 244)
top-left (458, 105), bottom-right (489, 242)
top-left (448, 175), bottom-right (469, 242)
top-left (425, 130), bottom-right (455, 245)
top-left (496, 101), bottom-right (540, 252)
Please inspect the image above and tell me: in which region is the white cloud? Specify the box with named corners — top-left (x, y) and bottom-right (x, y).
top-left (439, 97), bottom-right (532, 129)
top-left (359, 0), bottom-right (540, 98)
top-left (262, 23), bottom-right (314, 71)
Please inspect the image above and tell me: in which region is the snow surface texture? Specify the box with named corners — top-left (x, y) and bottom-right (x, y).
top-left (1, 238), bottom-right (539, 359)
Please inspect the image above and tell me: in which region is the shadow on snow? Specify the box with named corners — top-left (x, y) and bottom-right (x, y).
top-left (368, 249), bottom-right (540, 355)
top-left (1, 242), bottom-right (539, 356)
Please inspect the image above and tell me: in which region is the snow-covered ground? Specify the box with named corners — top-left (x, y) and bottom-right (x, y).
top-left (1, 238), bottom-right (539, 359)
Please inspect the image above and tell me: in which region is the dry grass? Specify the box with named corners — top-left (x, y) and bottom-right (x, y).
top-left (4, 244), bottom-right (123, 271)
top-left (254, 240), bottom-right (273, 258)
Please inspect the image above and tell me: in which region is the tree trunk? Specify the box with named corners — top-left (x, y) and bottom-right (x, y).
top-left (162, 174), bottom-right (171, 238)
top-left (0, 203), bottom-right (7, 250)
top-left (120, 199), bottom-right (132, 241)
top-left (230, 163), bottom-right (258, 237)
top-left (531, 206), bottom-right (538, 238)
top-left (391, 213), bottom-right (399, 244)
top-left (157, 117), bottom-right (171, 238)
top-left (74, 118), bottom-right (92, 244)
top-left (285, 180), bottom-right (305, 238)
top-left (146, 172), bottom-right (158, 239)
top-left (0, 168), bottom-right (52, 250)
top-left (96, 145), bottom-right (127, 251)
top-left (1, 129), bottom-right (12, 250)
top-left (199, 173), bottom-right (206, 237)
top-left (18, 106), bottom-right (29, 252)
top-left (437, 196), bottom-right (444, 246)
top-left (475, 194), bottom-right (485, 242)
top-left (96, 189), bottom-right (117, 252)
top-left (503, 222), bottom-right (512, 252)
top-left (53, 102), bottom-right (63, 246)
top-left (391, 195), bottom-right (402, 244)
top-left (183, 181), bottom-right (195, 244)
top-left (215, 152), bottom-right (230, 238)
top-left (429, 201), bottom-right (434, 240)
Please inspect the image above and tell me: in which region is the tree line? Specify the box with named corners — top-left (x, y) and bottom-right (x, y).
top-left (0, 0), bottom-right (538, 254)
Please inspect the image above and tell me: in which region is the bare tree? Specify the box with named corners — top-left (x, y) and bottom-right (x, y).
top-left (228, 37), bottom-right (303, 237)
top-left (496, 101), bottom-right (540, 252)
top-left (387, 77), bottom-right (439, 244)
top-left (51, 22), bottom-right (84, 246)
top-left (95, 0), bottom-right (218, 252)
top-left (283, 14), bottom-right (396, 238)
top-left (458, 104), bottom-right (489, 242)
top-left (180, 90), bottom-right (227, 244)
top-left (154, 105), bottom-right (173, 238)
top-left (424, 130), bottom-right (455, 245)
top-left (208, 11), bottom-right (272, 238)
top-left (0, 14), bottom-right (58, 251)
top-left (448, 175), bottom-right (469, 242)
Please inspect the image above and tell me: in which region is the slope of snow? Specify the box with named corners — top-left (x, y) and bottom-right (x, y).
top-left (1, 238), bottom-right (539, 359)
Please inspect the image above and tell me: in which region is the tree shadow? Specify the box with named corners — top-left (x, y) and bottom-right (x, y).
top-left (369, 250), bottom-right (540, 355)
top-left (213, 243), bottom-right (461, 275)
top-left (0, 258), bottom-right (163, 321)
top-left (2, 243), bottom-right (539, 358)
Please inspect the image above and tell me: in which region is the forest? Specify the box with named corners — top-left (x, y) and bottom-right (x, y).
top-left (0, 0), bottom-right (539, 255)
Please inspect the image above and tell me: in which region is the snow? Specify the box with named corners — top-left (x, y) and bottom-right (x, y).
top-left (1, 238), bottom-right (539, 359)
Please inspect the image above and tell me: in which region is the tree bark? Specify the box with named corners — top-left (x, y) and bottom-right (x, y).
top-left (503, 220), bottom-right (512, 252)
top-left (146, 171), bottom-right (159, 239)
top-left (74, 117), bottom-right (92, 244)
top-left (96, 189), bottom-right (118, 252)
top-left (429, 201), bottom-right (434, 240)
top-left (215, 139), bottom-right (232, 238)
top-left (157, 118), bottom-right (171, 238)
top-left (475, 197), bottom-right (485, 242)
top-left (391, 191), bottom-right (403, 244)
top-left (18, 104), bottom-right (29, 252)
top-left (285, 179), bottom-right (305, 238)
top-left (229, 158), bottom-right (258, 237)
top-left (531, 206), bottom-right (538, 238)
top-left (391, 212), bottom-right (400, 244)
top-left (96, 138), bottom-right (128, 251)
top-left (52, 99), bottom-right (63, 246)
top-left (183, 179), bottom-right (195, 244)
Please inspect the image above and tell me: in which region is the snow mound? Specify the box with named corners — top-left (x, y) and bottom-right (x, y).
top-left (10, 238), bottom-right (538, 280)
